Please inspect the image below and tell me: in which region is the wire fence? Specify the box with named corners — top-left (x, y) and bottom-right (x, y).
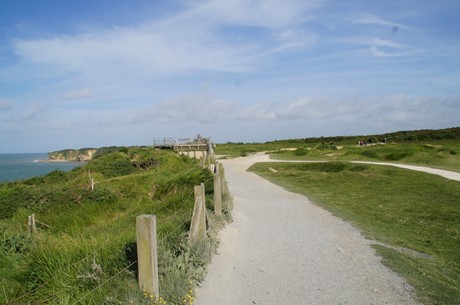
top-left (5, 173), bottom-right (217, 305)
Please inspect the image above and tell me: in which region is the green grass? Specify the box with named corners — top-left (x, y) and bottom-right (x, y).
top-left (249, 161), bottom-right (460, 304)
top-left (0, 147), bottom-right (229, 305)
top-left (262, 141), bottom-right (460, 172)
top-left (216, 128), bottom-right (460, 172)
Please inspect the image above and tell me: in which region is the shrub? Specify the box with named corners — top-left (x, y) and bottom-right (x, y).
top-left (361, 150), bottom-right (378, 159)
top-left (384, 152), bottom-right (412, 161)
top-left (87, 153), bottom-right (138, 177)
top-left (293, 148), bottom-right (308, 156)
top-left (299, 162), bottom-right (346, 173)
top-left (349, 165), bottom-right (369, 172)
top-left (367, 137), bottom-right (378, 144)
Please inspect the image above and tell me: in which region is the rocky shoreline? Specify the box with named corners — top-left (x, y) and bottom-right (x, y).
top-left (48, 148), bottom-right (97, 162)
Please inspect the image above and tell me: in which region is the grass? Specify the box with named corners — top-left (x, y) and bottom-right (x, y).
top-left (222, 140), bottom-right (460, 172)
top-left (216, 128), bottom-right (460, 172)
top-left (215, 140), bottom-right (306, 158)
top-left (249, 161), bottom-right (460, 304)
top-left (0, 147), bottom-right (231, 305)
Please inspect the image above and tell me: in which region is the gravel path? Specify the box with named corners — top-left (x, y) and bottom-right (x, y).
top-left (195, 153), bottom-right (421, 305)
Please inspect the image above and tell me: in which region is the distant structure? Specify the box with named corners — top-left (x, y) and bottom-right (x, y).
top-left (153, 134), bottom-right (214, 159)
top-left (152, 137), bottom-right (176, 148)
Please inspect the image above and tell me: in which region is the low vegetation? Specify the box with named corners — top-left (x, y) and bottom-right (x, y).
top-left (0, 147), bottom-right (229, 305)
top-left (216, 127), bottom-right (460, 172)
top-left (249, 161), bottom-right (460, 304)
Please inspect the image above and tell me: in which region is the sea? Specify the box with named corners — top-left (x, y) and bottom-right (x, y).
top-left (0, 153), bottom-right (84, 182)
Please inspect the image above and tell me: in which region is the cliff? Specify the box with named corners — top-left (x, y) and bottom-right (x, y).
top-left (48, 148), bottom-right (97, 162)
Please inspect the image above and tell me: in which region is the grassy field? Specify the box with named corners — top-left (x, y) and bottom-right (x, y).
top-left (0, 147), bottom-right (229, 305)
top-left (269, 141), bottom-right (460, 172)
top-left (216, 128), bottom-right (460, 172)
top-left (217, 139), bottom-right (460, 172)
top-left (249, 161), bottom-right (460, 304)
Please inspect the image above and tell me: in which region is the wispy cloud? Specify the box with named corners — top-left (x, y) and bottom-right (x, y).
top-left (13, 0), bottom-right (321, 80)
top-left (61, 88), bottom-right (92, 101)
top-left (352, 13), bottom-right (409, 30)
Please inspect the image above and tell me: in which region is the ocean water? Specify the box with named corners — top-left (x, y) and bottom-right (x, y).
top-left (0, 153), bottom-right (84, 182)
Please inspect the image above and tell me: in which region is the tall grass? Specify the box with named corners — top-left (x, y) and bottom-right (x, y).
top-left (0, 147), bottom-right (227, 304)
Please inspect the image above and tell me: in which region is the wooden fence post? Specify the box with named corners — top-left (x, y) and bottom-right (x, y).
top-left (219, 163), bottom-right (227, 196)
top-left (207, 152), bottom-right (213, 171)
top-left (136, 215), bottom-right (159, 301)
top-left (213, 170), bottom-right (222, 217)
top-left (28, 214), bottom-right (36, 235)
top-left (189, 184), bottom-right (206, 242)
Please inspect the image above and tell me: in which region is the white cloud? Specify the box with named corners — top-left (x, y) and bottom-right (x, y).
top-left (176, 0), bottom-right (320, 29)
top-left (61, 88), bottom-right (92, 101)
top-left (369, 37), bottom-right (405, 57)
top-left (153, 94), bottom-right (235, 123)
top-left (343, 37), bottom-right (405, 58)
top-left (236, 94), bottom-right (460, 128)
top-left (0, 99), bottom-right (13, 111)
top-left (370, 46), bottom-right (397, 58)
top-left (14, 23), bottom-right (251, 78)
top-left (352, 13), bottom-right (409, 30)
top-left (97, 94), bottom-right (236, 126)
top-left (20, 102), bottom-right (51, 120)
top-left (13, 0), bottom-right (321, 80)
top-left (371, 38), bottom-right (404, 49)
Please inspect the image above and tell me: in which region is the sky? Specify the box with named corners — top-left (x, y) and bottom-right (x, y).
top-left (0, 0), bottom-right (459, 153)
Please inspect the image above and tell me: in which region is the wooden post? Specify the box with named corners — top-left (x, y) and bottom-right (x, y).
top-left (189, 184), bottom-right (206, 242)
top-left (91, 178), bottom-right (95, 191)
top-left (213, 171), bottom-right (222, 217)
top-left (136, 215), bottom-right (159, 300)
top-left (207, 152), bottom-right (212, 170)
top-left (219, 163), bottom-right (227, 195)
top-left (28, 214), bottom-right (36, 234)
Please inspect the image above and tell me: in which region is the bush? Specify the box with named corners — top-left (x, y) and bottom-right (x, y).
top-left (384, 152), bottom-right (412, 161)
top-left (299, 162), bottom-right (346, 173)
top-left (293, 148), bottom-right (308, 156)
top-left (361, 150), bottom-right (378, 159)
top-left (349, 165), bottom-right (369, 172)
top-left (87, 153), bottom-right (138, 177)
top-left (367, 137), bottom-right (378, 144)
top-left (82, 186), bottom-right (117, 203)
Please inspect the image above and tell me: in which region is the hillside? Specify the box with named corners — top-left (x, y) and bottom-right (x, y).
top-left (0, 146), bottom-right (225, 304)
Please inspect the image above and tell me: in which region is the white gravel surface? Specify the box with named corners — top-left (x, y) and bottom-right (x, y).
top-left (350, 161), bottom-right (460, 181)
top-left (195, 153), bottom-right (422, 305)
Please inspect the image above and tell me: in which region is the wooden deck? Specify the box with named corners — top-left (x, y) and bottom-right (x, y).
top-left (173, 143), bottom-right (209, 152)
top-left (153, 137), bottom-right (213, 154)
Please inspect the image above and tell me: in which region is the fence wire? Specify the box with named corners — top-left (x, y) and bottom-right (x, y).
top-left (6, 172), bottom-right (215, 304)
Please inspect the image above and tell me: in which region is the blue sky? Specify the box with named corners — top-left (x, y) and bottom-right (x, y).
top-left (1, 0), bottom-right (459, 153)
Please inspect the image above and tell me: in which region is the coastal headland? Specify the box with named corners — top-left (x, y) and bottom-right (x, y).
top-left (47, 148), bottom-right (97, 162)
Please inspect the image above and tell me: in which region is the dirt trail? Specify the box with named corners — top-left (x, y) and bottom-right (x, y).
top-left (195, 153), bottom-right (422, 305)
